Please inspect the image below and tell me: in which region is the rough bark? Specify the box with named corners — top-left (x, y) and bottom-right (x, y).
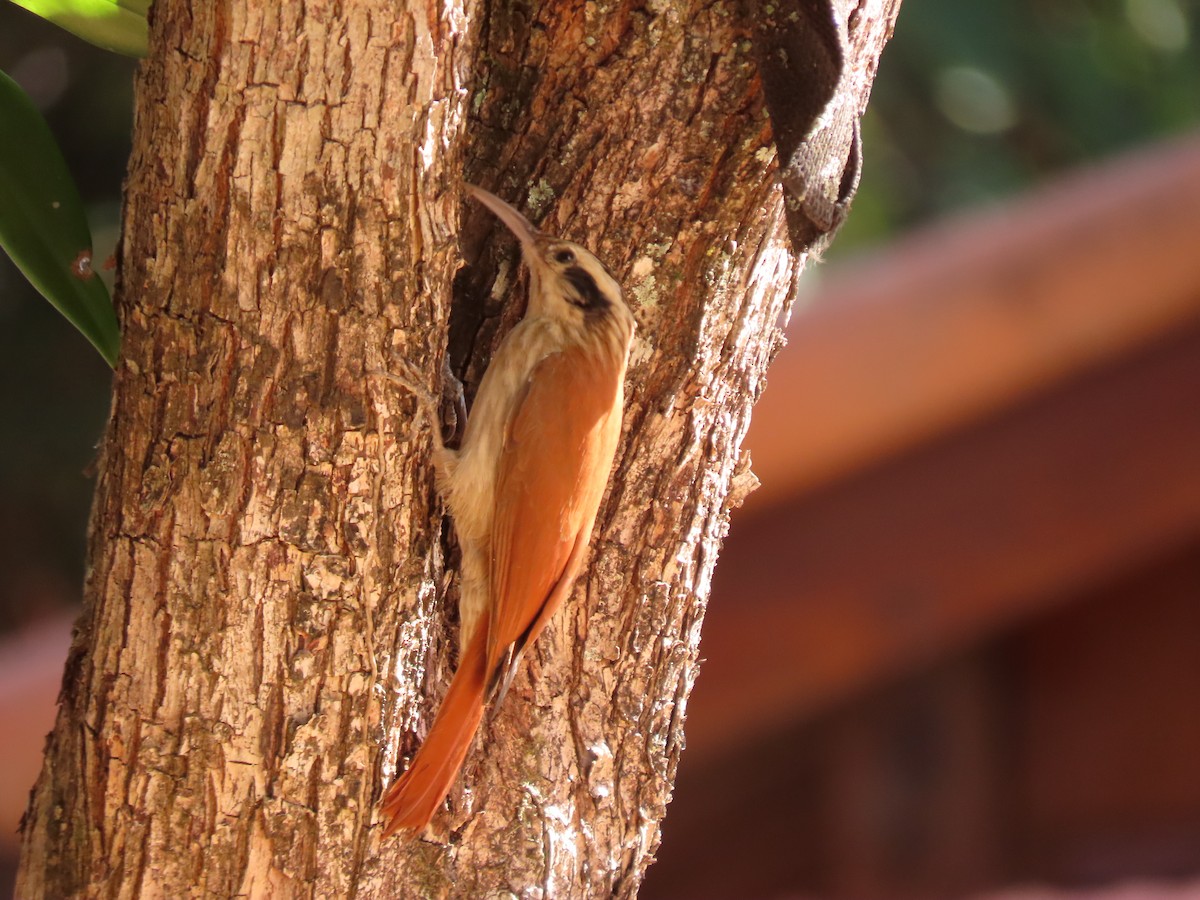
top-left (17, 0), bottom-right (900, 897)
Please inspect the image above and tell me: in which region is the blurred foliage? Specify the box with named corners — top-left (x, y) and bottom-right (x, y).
top-left (0, 4), bottom-right (134, 629)
top-left (9, 0), bottom-right (149, 57)
top-left (0, 70), bottom-right (121, 367)
top-left (834, 0), bottom-right (1200, 255)
top-left (0, 0), bottom-right (1199, 628)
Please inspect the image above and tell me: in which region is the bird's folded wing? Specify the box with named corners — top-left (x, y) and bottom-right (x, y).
top-left (486, 345), bottom-right (621, 677)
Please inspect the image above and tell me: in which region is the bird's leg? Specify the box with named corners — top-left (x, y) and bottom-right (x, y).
top-left (372, 361), bottom-right (442, 446)
top-left (370, 359), bottom-right (462, 482)
top-left (438, 356), bottom-right (467, 449)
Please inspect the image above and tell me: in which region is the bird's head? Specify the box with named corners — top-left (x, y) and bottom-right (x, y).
top-left (465, 183), bottom-right (626, 325)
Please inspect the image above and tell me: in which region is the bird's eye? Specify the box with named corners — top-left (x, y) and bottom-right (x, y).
top-left (554, 249), bottom-right (575, 264)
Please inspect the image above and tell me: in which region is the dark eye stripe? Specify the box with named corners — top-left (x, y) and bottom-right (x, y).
top-left (564, 265), bottom-right (609, 312)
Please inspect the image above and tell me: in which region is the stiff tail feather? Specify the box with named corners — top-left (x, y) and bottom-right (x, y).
top-left (381, 633), bottom-right (489, 836)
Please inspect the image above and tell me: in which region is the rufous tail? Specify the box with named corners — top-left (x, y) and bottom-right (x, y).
top-left (381, 632), bottom-right (488, 836)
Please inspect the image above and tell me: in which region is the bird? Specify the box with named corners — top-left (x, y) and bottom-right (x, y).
top-left (378, 183), bottom-right (636, 836)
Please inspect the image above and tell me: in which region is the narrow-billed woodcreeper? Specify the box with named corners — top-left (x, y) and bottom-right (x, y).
top-left (380, 184), bottom-right (635, 835)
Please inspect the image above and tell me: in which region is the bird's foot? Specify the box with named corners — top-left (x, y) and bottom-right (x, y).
top-left (370, 357), bottom-right (464, 454)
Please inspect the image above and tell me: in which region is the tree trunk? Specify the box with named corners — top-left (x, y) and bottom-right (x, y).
top-left (17, 0), bottom-right (900, 896)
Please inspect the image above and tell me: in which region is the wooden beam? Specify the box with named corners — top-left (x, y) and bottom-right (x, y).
top-left (686, 320), bottom-right (1200, 766)
top-left (746, 132), bottom-right (1200, 509)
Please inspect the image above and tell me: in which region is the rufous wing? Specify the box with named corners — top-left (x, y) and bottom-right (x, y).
top-left (485, 344), bottom-right (624, 682)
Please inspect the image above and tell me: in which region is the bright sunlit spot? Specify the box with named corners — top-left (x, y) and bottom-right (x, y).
top-left (934, 65), bottom-right (1017, 135)
top-left (1126, 0), bottom-right (1189, 53)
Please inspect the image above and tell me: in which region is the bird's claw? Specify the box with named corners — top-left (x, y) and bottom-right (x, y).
top-left (371, 359), bottom-right (465, 454)
top-left (371, 361), bottom-right (439, 412)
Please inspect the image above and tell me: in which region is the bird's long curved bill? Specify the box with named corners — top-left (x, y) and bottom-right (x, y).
top-left (464, 183), bottom-right (541, 254)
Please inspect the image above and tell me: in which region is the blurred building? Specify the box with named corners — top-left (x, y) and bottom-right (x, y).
top-left (643, 134), bottom-right (1200, 899)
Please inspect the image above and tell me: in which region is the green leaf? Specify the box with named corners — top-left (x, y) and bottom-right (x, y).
top-left (9, 0), bottom-right (149, 58)
top-left (0, 70), bottom-right (120, 367)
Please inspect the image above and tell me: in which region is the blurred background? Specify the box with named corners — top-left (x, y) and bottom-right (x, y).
top-left (3, 1), bottom-right (1200, 897)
